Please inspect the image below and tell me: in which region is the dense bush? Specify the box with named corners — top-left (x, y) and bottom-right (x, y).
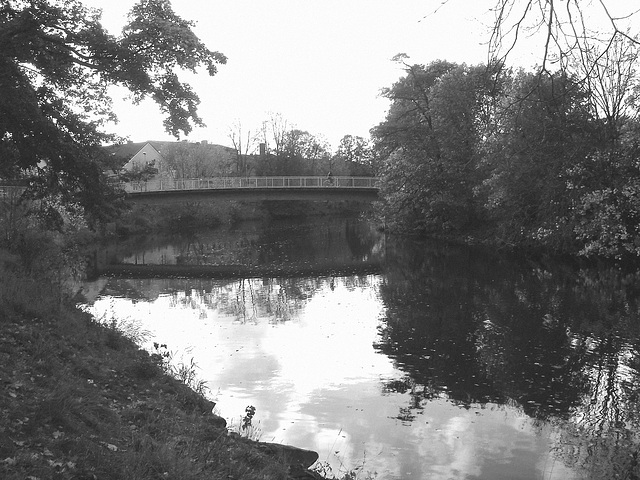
top-left (372, 58), bottom-right (640, 259)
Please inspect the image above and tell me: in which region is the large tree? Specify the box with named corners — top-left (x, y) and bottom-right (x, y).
top-left (333, 135), bottom-right (374, 176)
top-left (478, 69), bottom-right (599, 249)
top-left (372, 59), bottom-right (500, 234)
top-left (0, 0), bottom-right (226, 224)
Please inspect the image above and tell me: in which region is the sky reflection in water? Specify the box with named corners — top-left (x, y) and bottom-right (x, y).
top-left (87, 277), bottom-right (571, 479)
top-left (82, 218), bottom-right (640, 479)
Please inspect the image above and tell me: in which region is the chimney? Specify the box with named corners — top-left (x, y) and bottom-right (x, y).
top-left (259, 143), bottom-right (266, 157)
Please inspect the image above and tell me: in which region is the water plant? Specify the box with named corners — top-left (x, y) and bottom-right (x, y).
top-left (151, 342), bottom-right (210, 398)
top-left (228, 405), bottom-right (263, 441)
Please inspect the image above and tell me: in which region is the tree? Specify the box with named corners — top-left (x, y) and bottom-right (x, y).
top-left (227, 119), bottom-right (256, 176)
top-left (478, 1), bottom-right (640, 255)
top-left (258, 112), bottom-right (289, 159)
top-left (478, 69), bottom-right (599, 249)
top-left (333, 135), bottom-right (374, 176)
top-left (281, 129), bottom-right (330, 175)
top-left (482, 0), bottom-right (639, 72)
top-left (0, 0), bottom-right (226, 224)
top-left (161, 142), bottom-right (234, 179)
top-left (372, 59), bottom-right (500, 234)
top-left (254, 113), bottom-right (330, 176)
top-left (572, 35), bottom-right (640, 144)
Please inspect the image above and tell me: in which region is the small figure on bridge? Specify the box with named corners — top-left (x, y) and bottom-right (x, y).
top-left (325, 171), bottom-right (334, 186)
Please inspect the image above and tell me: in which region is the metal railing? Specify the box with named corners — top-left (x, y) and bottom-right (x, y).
top-left (121, 176), bottom-right (379, 194)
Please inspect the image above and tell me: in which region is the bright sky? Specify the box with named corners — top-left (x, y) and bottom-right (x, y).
top-left (81, 0), bottom-right (637, 151)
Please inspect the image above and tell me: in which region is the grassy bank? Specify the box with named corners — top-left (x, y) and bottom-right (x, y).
top-left (0, 243), bottom-right (330, 479)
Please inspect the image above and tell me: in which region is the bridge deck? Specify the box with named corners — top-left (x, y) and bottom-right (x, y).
top-left (121, 176), bottom-right (378, 194)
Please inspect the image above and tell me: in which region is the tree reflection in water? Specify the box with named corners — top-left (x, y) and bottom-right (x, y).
top-left (231, 279), bottom-right (300, 324)
top-left (377, 236), bottom-right (640, 478)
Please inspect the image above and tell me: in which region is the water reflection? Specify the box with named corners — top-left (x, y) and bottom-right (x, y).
top-left (86, 217), bottom-right (383, 279)
top-left (81, 218), bottom-right (640, 479)
top-left (378, 236), bottom-right (640, 479)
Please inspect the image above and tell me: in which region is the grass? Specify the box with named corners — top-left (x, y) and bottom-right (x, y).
top-left (0, 246), bottom-right (320, 480)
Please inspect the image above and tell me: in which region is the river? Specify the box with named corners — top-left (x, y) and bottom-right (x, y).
top-left (80, 216), bottom-right (640, 480)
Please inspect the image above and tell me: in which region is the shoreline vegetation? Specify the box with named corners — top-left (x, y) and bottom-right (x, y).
top-left (0, 200), bottom-right (376, 480)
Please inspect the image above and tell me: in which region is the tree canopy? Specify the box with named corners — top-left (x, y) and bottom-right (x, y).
top-left (372, 55), bottom-right (640, 258)
top-left (0, 0), bottom-right (226, 224)
top-left (372, 1), bottom-right (640, 259)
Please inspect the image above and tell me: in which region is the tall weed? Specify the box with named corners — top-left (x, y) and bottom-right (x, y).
top-left (150, 343), bottom-right (209, 397)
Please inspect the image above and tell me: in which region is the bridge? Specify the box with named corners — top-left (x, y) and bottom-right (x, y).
top-left (121, 176), bottom-right (379, 203)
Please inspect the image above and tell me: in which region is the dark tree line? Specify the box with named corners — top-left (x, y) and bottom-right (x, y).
top-left (371, 46), bottom-right (640, 259)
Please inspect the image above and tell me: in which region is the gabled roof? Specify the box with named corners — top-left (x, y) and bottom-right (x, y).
top-left (105, 141), bottom-right (236, 167)
top-left (104, 141), bottom-right (165, 162)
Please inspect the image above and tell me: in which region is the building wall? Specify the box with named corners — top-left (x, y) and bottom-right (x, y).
top-left (124, 143), bottom-right (163, 171)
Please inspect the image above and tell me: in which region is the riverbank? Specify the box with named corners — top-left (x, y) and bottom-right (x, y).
top-left (0, 247), bottom-right (328, 480)
top-left (116, 199), bottom-right (373, 236)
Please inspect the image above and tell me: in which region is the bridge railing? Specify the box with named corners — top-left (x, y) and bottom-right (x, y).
top-left (121, 176), bottom-right (378, 193)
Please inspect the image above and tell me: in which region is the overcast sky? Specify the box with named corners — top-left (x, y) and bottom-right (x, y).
top-left (82, 0), bottom-right (636, 151)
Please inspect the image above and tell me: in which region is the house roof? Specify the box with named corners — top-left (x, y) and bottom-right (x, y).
top-left (104, 141), bottom-right (164, 161)
top-left (104, 141), bottom-right (236, 169)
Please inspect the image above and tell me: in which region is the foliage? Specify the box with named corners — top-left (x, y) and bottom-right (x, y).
top-left (569, 140), bottom-right (640, 259)
top-left (226, 405), bottom-right (263, 441)
top-left (160, 141), bottom-right (235, 178)
top-left (0, 187), bottom-right (30, 245)
top-left (372, 48), bottom-right (640, 259)
top-left (118, 162), bottom-right (159, 182)
top-left (372, 59), bottom-right (500, 234)
top-left (0, 0), bottom-right (226, 224)
top-left (477, 69), bottom-right (599, 249)
top-left (254, 113), bottom-right (332, 176)
top-left (333, 135), bottom-right (374, 176)
top-left (150, 342), bottom-right (209, 397)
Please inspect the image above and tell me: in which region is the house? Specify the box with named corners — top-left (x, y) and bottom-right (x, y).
top-left (123, 142), bottom-right (163, 172)
top-left (106, 140), bottom-right (237, 178)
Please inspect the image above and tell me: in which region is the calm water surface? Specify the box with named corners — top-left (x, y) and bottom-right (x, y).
top-left (81, 217), bottom-right (640, 479)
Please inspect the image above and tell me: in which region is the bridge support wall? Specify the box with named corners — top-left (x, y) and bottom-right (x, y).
top-left (125, 188), bottom-right (378, 205)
